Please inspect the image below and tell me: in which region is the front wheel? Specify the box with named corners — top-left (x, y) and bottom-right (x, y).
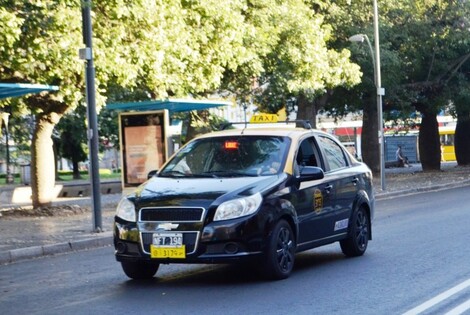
top-left (263, 219), bottom-right (296, 280)
top-left (340, 207), bottom-right (370, 257)
top-left (121, 261), bottom-right (159, 280)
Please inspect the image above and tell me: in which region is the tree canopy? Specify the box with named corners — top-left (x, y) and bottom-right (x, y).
top-left (316, 0), bottom-right (470, 171)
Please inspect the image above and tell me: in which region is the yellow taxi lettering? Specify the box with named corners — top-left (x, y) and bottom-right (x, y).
top-left (249, 114), bottom-right (278, 123)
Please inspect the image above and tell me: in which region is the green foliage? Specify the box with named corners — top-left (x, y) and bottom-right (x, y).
top-left (0, 114), bottom-right (34, 165)
top-left (1, 1), bottom-right (86, 111)
top-left (221, 0), bottom-right (363, 114)
top-left (1, 0), bottom-right (366, 125)
top-left (98, 108), bottom-right (119, 151)
top-left (185, 110), bottom-right (231, 142)
top-left (374, 1), bottom-right (470, 116)
top-left (318, 0), bottom-right (470, 169)
top-left (0, 172), bottom-right (19, 179)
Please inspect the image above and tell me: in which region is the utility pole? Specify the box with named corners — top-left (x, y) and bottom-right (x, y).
top-left (373, 0), bottom-right (386, 191)
top-left (348, 0), bottom-right (386, 191)
top-left (80, 0), bottom-right (102, 232)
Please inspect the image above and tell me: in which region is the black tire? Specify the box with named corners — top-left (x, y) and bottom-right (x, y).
top-left (263, 219), bottom-right (296, 280)
top-left (340, 207), bottom-right (370, 257)
top-left (121, 261), bottom-right (159, 280)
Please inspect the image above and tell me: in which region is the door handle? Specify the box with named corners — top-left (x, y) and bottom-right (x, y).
top-left (325, 184), bottom-right (333, 193)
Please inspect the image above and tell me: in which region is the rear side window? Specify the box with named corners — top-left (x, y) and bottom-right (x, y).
top-left (317, 136), bottom-right (348, 171)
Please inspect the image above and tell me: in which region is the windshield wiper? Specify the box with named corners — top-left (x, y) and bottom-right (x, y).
top-left (160, 171), bottom-right (258, 178)
top-left (191, 173), bottom-right (219, 178)
top-left (160, 171), bottom-right (220, 178)
top-left (206, 171), bottom-right (258, 177)
top-left (159, 170), bottom-right (188, 177)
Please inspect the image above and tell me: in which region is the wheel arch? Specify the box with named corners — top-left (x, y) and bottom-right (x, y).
top-left (262, 199), bottom-right (299, 249)
top-left (351, 191), bottom-right (373, 240)
top-left (280, 213), bottom-right (298, 243)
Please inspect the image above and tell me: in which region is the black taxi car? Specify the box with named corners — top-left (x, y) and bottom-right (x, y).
top-left (114, 122), bottom-right (374, 280)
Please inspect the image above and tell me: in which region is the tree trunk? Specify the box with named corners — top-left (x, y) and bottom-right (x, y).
top-left (361, 98), bottom-right (379, 174)
top-left (72, 158), bottom-right (82, 180)
top-left (31, 112), bottom-right (62, 208)
top-left (296, 93), bottom-right (317, 128)
top-left (418, 108), bottom-right (440, 171)
top-left (455, 111), bottom-right (470, 165)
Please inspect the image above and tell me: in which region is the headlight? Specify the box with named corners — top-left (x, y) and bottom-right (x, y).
top-left (116, 197), bottom-right (136, 222)
top-left (214, 193), bottom-right (262, 221)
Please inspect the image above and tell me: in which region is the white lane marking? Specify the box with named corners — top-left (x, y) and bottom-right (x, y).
top-left (444, 298), bottom-right (470, 315)
top-left (402, 278), bottom-right (470, 315)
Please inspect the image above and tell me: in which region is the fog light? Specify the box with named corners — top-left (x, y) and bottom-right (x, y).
top-left (224, 243), bottom-right (239, 254)
top-left (116, 242), bottom-right (127, 254)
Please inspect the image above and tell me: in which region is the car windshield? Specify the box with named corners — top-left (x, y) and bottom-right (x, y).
top-left (159, 136), bottom-right (290, 178)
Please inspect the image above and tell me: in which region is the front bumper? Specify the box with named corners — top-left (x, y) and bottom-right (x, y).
top-left (113, 214), bottom-right (266, 264)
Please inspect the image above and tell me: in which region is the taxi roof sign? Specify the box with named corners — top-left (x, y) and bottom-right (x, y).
top-left (249, 114), bottom-right (278, 123)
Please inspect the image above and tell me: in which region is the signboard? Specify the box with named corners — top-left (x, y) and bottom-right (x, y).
top-left (249, 114), bottom-right (278, 123)
top-left (119, 110), bottom-right (169, 187)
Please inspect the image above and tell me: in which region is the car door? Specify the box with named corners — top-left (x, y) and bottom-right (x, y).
top-left (316, 135), bottom-right (359, 236)
top-left (290, 137), bottom-right (336, 245)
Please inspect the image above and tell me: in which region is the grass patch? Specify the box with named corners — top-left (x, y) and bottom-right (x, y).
top-left (0, 169), bottom-right (121, 186)
top-left (57, 169), bottom-right (121, 181)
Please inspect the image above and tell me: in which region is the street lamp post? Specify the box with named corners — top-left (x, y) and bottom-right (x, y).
top-left (349, 2), bottom-right (386, 191)
top-left (80, 0), bottom-right (102, 232)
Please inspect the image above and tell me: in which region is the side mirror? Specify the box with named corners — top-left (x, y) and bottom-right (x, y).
top-left (147, 170), bottom-right (158, 179)
top-left (299, 166), bottom-right (324, 181)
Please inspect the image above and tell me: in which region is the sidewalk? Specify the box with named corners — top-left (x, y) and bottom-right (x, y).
top-left (1, 162), bottom-right (469, 265)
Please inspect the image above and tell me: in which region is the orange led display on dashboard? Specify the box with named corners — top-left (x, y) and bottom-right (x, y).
top-left (224, 141), bottom-right (239, 150)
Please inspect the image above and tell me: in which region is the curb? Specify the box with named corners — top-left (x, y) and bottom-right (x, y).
top-left (0, 232), bottom-right (112, 265)
top-left (375, 180), bottom-right (470, 200)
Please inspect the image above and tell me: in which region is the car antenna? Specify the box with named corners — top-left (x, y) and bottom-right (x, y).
top-left (243, 103), bottom-right (248, 129)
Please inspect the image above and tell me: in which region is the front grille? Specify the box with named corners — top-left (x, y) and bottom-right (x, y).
top-left (138, 207), bottom-right (205, 255)
top-left (139, 207), bottom-right (205, 222)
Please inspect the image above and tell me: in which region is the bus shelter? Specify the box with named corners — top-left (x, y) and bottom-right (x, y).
top-left (0, 83), bottom-right (59, 100)
top-left (0, 83), bottom-right (59, 183)
top-left (106, 98), bottom-right (231, 187)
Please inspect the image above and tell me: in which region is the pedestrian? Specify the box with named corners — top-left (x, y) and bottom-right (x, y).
top-left (396, 145), bottom-right (410, 167)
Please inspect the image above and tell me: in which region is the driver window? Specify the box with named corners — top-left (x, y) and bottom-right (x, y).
top-left (295, 138), bottom-right (321, 175)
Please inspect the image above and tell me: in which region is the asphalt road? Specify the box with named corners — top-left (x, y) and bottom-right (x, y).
top-left (1, 186), bottom-right (469, 315)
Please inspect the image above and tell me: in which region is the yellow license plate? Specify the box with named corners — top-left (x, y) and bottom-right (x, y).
top-left (150, 245), bottom-right (186, 259)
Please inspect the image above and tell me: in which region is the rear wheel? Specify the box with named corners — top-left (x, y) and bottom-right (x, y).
top-left (340, 207), bottom-right (370, 257)
top-left (263, 219), bottom-right (295, 280)
top-left (121, 261), bottom-right (159, 280)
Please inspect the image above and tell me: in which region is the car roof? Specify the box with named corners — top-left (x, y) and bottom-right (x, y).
top-left (195, 126), bottom-right (331, 143)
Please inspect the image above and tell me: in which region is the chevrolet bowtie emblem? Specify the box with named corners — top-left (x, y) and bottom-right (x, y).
top-left (157, 223), bottom-right (179, 231)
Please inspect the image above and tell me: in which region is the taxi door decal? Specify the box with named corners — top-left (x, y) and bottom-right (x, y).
top-left (314, 189), bottom-right (323, 213)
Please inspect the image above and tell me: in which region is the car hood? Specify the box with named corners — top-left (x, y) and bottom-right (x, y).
top-left (134, 175), bottom-right (286, 208)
